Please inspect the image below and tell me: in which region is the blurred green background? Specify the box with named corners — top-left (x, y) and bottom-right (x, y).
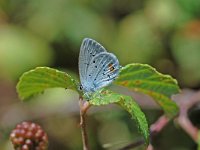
top-left (0, 0), bottom-right (200, 149)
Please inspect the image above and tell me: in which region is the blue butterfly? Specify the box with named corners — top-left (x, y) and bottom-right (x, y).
top-left (79, 38), bottom-right (120, 98)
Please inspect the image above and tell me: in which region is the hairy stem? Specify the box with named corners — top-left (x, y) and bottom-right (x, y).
top-left (79, 96), bottom-right (91, 150)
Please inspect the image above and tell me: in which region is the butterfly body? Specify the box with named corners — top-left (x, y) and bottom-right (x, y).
top-left (79, 38), bottom-right (120, 98)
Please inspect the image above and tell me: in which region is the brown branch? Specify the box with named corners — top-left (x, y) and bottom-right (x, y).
top-left (79, 96), bottom-right (91, 150)
top-left (150, 115), bottom-right (169, 135)
top-left (177, 116), bottom-right (198, 141)
top-left (146, 144), bottom-right (154, 150)
top-left (175, 90), bottom-right (200, 142)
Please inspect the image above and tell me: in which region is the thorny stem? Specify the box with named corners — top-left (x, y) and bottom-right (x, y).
top-left (79, 96), bottom-right (91, 150)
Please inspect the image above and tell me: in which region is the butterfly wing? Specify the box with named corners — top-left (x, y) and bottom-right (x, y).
top-left (85, 52), bottom-right (120, 92)
top-left (79, 38), bottom-right (106, 88)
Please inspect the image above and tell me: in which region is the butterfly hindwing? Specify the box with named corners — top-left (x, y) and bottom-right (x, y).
top-left (86, 52), bottom-right (120, 91)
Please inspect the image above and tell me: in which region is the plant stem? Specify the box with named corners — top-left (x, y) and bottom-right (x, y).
top-left (79, 96), bottom-right (91, 150)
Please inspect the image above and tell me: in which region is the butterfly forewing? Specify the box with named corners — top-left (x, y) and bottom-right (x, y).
top-left (79, 38), bottom-right (106, 85)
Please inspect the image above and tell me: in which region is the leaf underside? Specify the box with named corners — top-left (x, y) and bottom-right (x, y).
top-left (17, 67), bottom-right (78, 100)
top-left (114, 63), bottom-right (180, 118)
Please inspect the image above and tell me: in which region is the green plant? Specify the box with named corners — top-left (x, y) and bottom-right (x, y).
top-left (16, 56), bottom-right (180, 149)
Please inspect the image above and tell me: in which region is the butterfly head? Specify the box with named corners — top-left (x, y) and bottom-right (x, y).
top-left (79, 83), bottom-right (96, 93)
top-left (78, 84), bottom-right (95, 100)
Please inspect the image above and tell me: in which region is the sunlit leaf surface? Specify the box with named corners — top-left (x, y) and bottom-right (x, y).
top-left (115, 63), bottom-right (180, 118)
top-left (17, 67), bottom-right (78, 100)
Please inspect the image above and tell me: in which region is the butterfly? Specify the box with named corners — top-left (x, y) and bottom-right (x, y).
top-left (79, 38), bottom-right (120, 98)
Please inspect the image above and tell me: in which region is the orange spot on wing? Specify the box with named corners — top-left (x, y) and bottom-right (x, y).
top-left (108, 63), bottom-right (115, 72)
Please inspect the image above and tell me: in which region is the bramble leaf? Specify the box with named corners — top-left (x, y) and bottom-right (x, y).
top-left (115, 63), bottom-right (180, 118)
top-left (90, 90), bottom-right (149, 144)
top-left (17, 67), bottom-right (78, 100)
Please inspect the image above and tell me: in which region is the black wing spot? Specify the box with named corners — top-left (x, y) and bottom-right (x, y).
top-left (95, 66), bottom-right (97, 68)
top-left (89, 74), bottom-right (91, 77)
top-left (93, 60), bottom-right (95, 63)
top-left (79, 85), bottom-right (83, 90)
top-left (92, 54), bottom-right (95, 57)
top-left (108, 75), bottom-right (110, 78)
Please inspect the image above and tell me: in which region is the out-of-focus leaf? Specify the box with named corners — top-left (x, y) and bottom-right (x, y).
top-left (145, 0), bottom-right (191, 31)
top-left (17, 67), bottom-right (78, 100)
top-left (115, 63), bottom-right (180, 118)
top-left (90, 90), bottom-right (149, 144)
top-left (0, 25), bottom-right (53, 80)
top-left (113, 13), bottom-right (163, 65)
top-left (27, 0), bottom-right (113, 45)
top-left (26, 0), bottom-right (68, 41)
top-left (171, 21), bottom-right (200, 87)
top-left (176, 0), bottom-right (200, 16)
top-left (64, 5), bottom-right (103, 45)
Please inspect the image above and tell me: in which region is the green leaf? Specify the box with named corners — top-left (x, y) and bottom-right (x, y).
top-left (90, 90), bottom-right (149, 144)
top-left (17, 67), bottom-right (78, 100)
top-left (115, 63), bottom-right (180, 118)
top-left (89, 90), bottom-right (121, 105)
